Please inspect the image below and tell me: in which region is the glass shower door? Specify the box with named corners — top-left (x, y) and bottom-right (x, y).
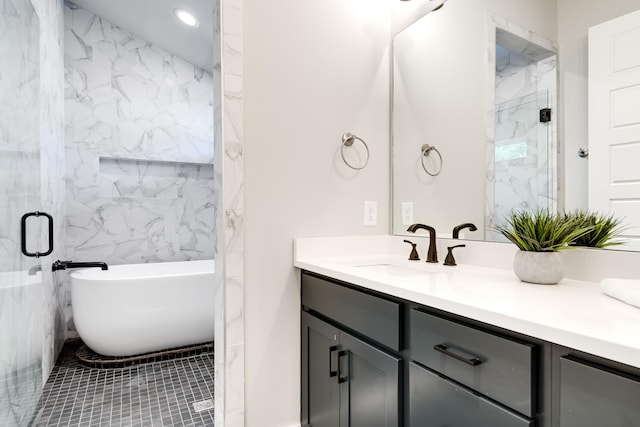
top-left (0, 0), bottom-right (43, 425)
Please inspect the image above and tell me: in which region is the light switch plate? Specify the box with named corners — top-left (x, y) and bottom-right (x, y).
top-left (364, 201), bottom-right (378, 226)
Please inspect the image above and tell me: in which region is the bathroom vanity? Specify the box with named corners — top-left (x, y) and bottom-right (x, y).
top-left (296, 236), bottom-right (640, 427)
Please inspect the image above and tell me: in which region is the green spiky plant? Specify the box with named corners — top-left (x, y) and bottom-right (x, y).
top-left (566, 210), bottom-right (626, 248)
top-left (496, 210), bottom-right (594, 252)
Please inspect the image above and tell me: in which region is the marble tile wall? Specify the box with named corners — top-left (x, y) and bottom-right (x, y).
top-left (0, 0), bottom-right (66, 425)
top-left (215, 0), bottom-right (245, 425)
top-left (63, 4), bottom-right (215, 334)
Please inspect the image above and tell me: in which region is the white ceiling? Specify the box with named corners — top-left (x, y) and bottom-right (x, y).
top-left (68, 0), bottom-right (215, 72)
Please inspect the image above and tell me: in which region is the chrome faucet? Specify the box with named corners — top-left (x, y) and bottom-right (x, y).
top-left (406, 223), bottom-right (438, 263)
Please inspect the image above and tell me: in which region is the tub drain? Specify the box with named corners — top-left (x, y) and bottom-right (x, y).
top-left (193, 399), bottom-right (214, 413)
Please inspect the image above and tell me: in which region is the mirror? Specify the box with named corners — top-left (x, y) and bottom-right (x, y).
top-left (392, 0), bottom-right (640, 250)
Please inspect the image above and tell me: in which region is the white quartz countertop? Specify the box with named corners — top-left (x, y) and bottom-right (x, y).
top-left (294, 236), bottom-right (640, 369)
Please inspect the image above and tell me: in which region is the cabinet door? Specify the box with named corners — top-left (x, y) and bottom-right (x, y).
top-left (302, 312), bottom-right (341, 427)
top-left (560, 356), bottom-right (640, 427)
top-left (339, 332), bottom-right (401, 427)
top-left (410, 363), bottom-right (533, 427)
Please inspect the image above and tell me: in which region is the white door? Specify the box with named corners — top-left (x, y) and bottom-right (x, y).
top-left (589, 9), bottom-right (640, 250)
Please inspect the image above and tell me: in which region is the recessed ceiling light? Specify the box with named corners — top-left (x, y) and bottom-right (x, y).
top-left (175, 9), bottom-right (199, 27)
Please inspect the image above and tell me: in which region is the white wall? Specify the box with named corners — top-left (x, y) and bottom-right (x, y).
top-left (558, 0), bottom-right (639, 211)
top-left (243, 0), bottom-right (390, 424)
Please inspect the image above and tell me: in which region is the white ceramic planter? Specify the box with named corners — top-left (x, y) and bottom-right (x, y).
top-left (513, 250), bottom-right (563, 285)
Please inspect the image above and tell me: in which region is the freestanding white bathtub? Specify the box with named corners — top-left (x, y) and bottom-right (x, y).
top-left (71, 260), bottom-right (215, 357)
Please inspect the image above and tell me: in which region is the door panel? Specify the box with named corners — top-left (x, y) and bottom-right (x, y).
top-left (588, 8), bottom-right (640, 250)
top-left (0, 1), bottom-right (43, 426)
top-left (410, 363), bottom-right (533, 427)
top-left (302, 312), bottom-right (340, 427)
top-left (340, 332), bottom-right (401, 427)
top-left (559, 357), bottom-right (640, 427)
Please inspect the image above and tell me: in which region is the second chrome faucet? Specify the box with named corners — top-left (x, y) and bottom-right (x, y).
top-left (406, 223), bottom-right (438, 263)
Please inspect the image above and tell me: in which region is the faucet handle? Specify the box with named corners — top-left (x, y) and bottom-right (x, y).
top-left (444, 244), bottom-right (466, 266)
top-left (403, 240), bottom-right (420, 261)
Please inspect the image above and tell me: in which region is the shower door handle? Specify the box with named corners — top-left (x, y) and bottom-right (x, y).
top-left (21, 211), bottom-right (54, 258)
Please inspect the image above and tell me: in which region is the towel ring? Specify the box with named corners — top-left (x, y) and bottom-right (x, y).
top-left (421, 144), bottom-right (443, 176)
top-left (341, 132), bottom-right (369, 170)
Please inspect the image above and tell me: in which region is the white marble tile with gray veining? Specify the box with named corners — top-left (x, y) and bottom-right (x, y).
top-left (63, 0), bottom-right (215, 306)
top-left (488, 18), bottom-right (557, 232)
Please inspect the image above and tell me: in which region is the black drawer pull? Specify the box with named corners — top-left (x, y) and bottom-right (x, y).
top-left (329, 345), bottom-right (339, 378)
top-left (434, 344), bottom-right (483, 366)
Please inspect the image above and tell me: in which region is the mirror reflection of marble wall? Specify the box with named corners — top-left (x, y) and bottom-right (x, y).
top-left (486, 17), bottom-right (557, 240)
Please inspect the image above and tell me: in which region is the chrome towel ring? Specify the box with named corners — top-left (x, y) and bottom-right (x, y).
top-left (341, 132), bottom-right (370, 170)
top-left (421, 144), bottom-right (443, 176)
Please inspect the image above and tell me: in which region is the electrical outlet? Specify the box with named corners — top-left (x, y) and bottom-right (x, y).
top-left (364, 201), bottom-right (378, 226)
top-left (401, 202), bottom-right (414, 226)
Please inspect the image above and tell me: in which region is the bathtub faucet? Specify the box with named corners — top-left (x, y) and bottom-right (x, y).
top-left (52, 260), bottom-right (109, 271)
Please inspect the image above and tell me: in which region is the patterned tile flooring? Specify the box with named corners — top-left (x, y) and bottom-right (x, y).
top-left (34, 342), bottom-right (214, 426)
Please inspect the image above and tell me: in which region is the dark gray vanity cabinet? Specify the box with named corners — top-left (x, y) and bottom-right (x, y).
top-left (301, 274), bottom-right (402, 427)
top-left (300, 270), bottom-right (640, 427)
top-left (558, 355), bottom-right (640, 427)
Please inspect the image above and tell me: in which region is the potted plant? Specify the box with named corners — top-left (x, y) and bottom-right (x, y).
top-left (566, 210), bottom-right (626, 248)
top-left (496, 210), bottom-right (593, 285)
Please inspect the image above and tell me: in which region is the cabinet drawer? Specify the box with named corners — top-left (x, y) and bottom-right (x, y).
top-left (560, 356), bottom-right (640, 427)
top-left (410, 363), bottom-right (533, 427)
top-left (302, 272), bottom-right (401, 351)
top-left (411, 309), bottom-right (535, 417)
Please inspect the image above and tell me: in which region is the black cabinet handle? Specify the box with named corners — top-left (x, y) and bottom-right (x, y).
top-left (433, 344), bottom-right (483, 366)
top-left (329, 345), bottom-right (339, 378)
top-left (21, 211), bottom-right (53, 258)
top-left (337, 350), bottom-right (350, 384)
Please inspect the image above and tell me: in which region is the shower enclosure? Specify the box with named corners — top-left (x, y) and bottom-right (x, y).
top-left (493, 89), bottom-right (554, 226)
top-left (0, 0), bottom-right (45, 425)
top-left (486, 23), bottom-right (558, 241)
